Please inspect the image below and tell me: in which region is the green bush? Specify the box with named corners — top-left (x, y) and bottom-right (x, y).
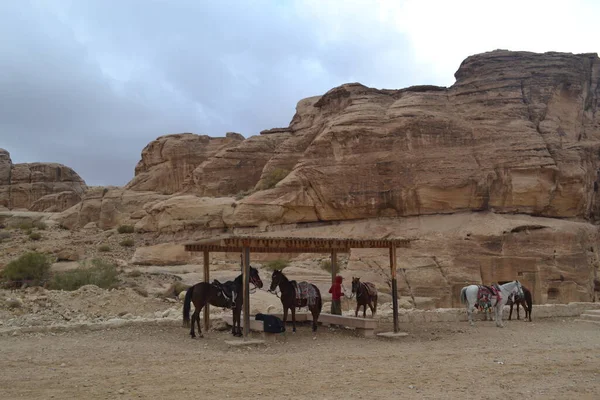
top-left (98, 245), bottom-right (111, 252)
top-left (33, 221), bottom-right (47, 230)
top-left (0, 231), bottom-right (10, 242)
top-left (263, 259), bottom-right (289, 271)
top-left (262, 168), bottom-right (289, 189)
top-left (320, 259), bottom-right (333, 274)
top-left (120, 238), bottom-right (135, 247)
top-left (18, 221), bottom-right (33, 231)
top-left (48, 259), bottom-right (119, 291)
top-left (117, 225), bottom-right (135, 234)
top-left (29, 232), bottom-right (42, 241)
top-left (1, 252), bottom-right (51, 286)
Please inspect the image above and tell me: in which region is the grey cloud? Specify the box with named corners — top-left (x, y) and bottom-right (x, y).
top-left (0, 0), bottom-right (426, 186)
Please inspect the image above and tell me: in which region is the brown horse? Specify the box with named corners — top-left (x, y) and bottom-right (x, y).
top-left (182, 266), bottom-right (263, 338)
top-left (499, 280), bottom-right (533, 321)
top-left (268, 269), bottom-right (322, 333)
top-left (351, 277), bottom-right (378, 318)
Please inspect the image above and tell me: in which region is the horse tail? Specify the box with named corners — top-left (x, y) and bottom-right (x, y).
top-left (460, 287), bottom-right (467, 304)
top-left (183, 285), bottom-right (194, 327)
top-left (526, 289), bottom-right (533, 317)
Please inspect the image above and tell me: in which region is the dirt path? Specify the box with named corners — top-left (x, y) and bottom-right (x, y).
top-left (1, 318), bottom-right (598, 399)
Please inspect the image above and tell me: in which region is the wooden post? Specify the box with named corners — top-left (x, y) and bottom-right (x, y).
top-left (331, 250), bottom-right (337, 284)
top-left (242, 247), bottom-right (251, 339)
top-left (331, 250), bottom-right (337, 314)
top-left (203, 251), bottom-right (210, 331)
top-left (390, 245), bottom-right (399, 333)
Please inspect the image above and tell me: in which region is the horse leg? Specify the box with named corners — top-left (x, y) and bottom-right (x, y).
top-left (516, 302), bottom-right (521, 320)
top-left (355, 302), bottom-right (359, 318)
top-left (291, 306), bottom-right (297, 333)
top-left (495, 304), bottom-right (504, 328)
top-left (363, 303), bottom-right (367, 318)
top-left (190, 308), bottom-right (200, 338)
top-left (467, 304), bottom-right (475, 326)
top-left (508, 303), bottom-right (513, 320)
top-left (368, 300), bottom-right (375, 318)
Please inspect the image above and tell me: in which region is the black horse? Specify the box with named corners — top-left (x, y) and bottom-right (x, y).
top-left (499, 280), bottom-right (533, 321)
top-left (183, 266), bottom-right (263, 338)
top-left (269, 269), bottom-right (322, 333)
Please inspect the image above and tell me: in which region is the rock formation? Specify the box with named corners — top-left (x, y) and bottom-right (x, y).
top-left (125, 132), bottom-right (244, 194)
top-left (232, 50), bottom-right (600, 226)
top-left (47, 50), bottom-right (600, 307)
top-left (0, 148), bottom-right (87, 211)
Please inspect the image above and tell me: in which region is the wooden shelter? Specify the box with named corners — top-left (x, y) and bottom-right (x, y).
top-left (184, 235), bottom-right (411, 339)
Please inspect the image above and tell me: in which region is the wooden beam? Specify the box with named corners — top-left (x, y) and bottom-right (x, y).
top-left (203, 251), bottom-right (210, 332)
top-left (242, 247), bottom-right (251, 339)
top-left (390, 245), bottom-right (399, 333)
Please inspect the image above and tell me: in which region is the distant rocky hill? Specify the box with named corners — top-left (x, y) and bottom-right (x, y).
top-left (0, 148), bottom-right (86, 212)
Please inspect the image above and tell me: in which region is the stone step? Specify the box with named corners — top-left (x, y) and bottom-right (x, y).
top-left (583, 309), bottom-right (600, 315)
top-left (579, 313), bottom-right (600, 321)
top-left (575, 318), bottom-right (600, 326)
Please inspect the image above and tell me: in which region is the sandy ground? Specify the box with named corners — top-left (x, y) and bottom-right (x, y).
top-left (1, 318), bottom-right (598, 400)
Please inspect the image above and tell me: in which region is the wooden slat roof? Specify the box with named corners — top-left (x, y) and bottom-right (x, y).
top-left (184, 235), bottom-right (411, 253)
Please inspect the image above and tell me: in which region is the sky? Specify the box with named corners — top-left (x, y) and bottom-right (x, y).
top-left (0, 0), bottom-right (598, 186)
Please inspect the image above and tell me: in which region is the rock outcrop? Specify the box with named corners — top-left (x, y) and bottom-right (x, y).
top-left (0, 149), bottom-right (87, 211)
top-left (232, 50), bottom-right (600, 226)
top-left (126, 132), bottom-right (244, 194)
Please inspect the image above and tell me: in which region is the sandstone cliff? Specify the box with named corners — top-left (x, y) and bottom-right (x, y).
top-left (233, 50), bottom-right (600, 226)
top-left (48, 50), bottom-right (600, 307)
top-left (0, 148), bottom-right (87, 212)
top-left (125, 132), bottom-right (244, 194)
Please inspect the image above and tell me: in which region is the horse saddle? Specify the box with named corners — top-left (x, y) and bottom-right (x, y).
top-left (212, 279), bottom-right (237, 304)
top-left (477, 284), bottom-right (501, 309)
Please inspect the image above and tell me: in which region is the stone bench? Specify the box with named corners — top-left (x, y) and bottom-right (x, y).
top-left (270, 312), bottom-right (378, 336)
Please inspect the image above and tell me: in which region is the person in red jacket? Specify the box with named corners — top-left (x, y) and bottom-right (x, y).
top-left (329, 275), bottom-right (344, 315)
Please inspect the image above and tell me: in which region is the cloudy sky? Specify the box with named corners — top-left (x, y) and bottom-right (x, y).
top-left (1, 0), bottom-right (598, 186)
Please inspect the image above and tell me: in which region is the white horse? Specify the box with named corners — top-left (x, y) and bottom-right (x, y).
top-left (460, 280), bottom-right (523, 327)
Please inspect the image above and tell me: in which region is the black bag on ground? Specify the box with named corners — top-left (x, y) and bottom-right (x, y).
top-left (255, 313), bottom-right (285, 333)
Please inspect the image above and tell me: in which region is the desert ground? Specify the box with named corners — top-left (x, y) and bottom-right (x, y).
top-left (1, 318), bottom-right (598, 400)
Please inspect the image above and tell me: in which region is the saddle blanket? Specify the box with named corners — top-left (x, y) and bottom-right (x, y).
top-left (477, 285), bottom-right (501, 311)
top-left (293, 281), bottom-right (318, 308)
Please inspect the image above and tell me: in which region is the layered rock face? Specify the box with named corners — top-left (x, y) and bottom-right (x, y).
top-left (0, 149), bottom-right (87, 211)
top-left (126, 132), bottom-right (244, 194)
top-left (232, 50), bottom-right (600, 226)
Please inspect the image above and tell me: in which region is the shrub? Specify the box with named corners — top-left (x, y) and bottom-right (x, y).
top-left (33, 221), bottom-right (47, 230)
top-left (1, 252), bottom-right (51, 286)
top-left (127, 269), bottom-right (142, 277)
top-left (18, 221), bottom-right (33, 231)
top-left (117, 225), bottom-right (135, 234)
top-left (320, 259), bottom-right (333, 274)
top-left (98, 245), bottom-right (111, 252)
top-left (48, 259), bottom-right (119, 291)
top-left (263, 259), bottom-right (289, 271)
top-left (29, 232), bottom-right (42, 241)
top-left (0, 231), bottom-right (10, 242)
top-left (262, 168), bottom-right (289, 189)
top-left (120, 238), bottom-right (135, 247)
